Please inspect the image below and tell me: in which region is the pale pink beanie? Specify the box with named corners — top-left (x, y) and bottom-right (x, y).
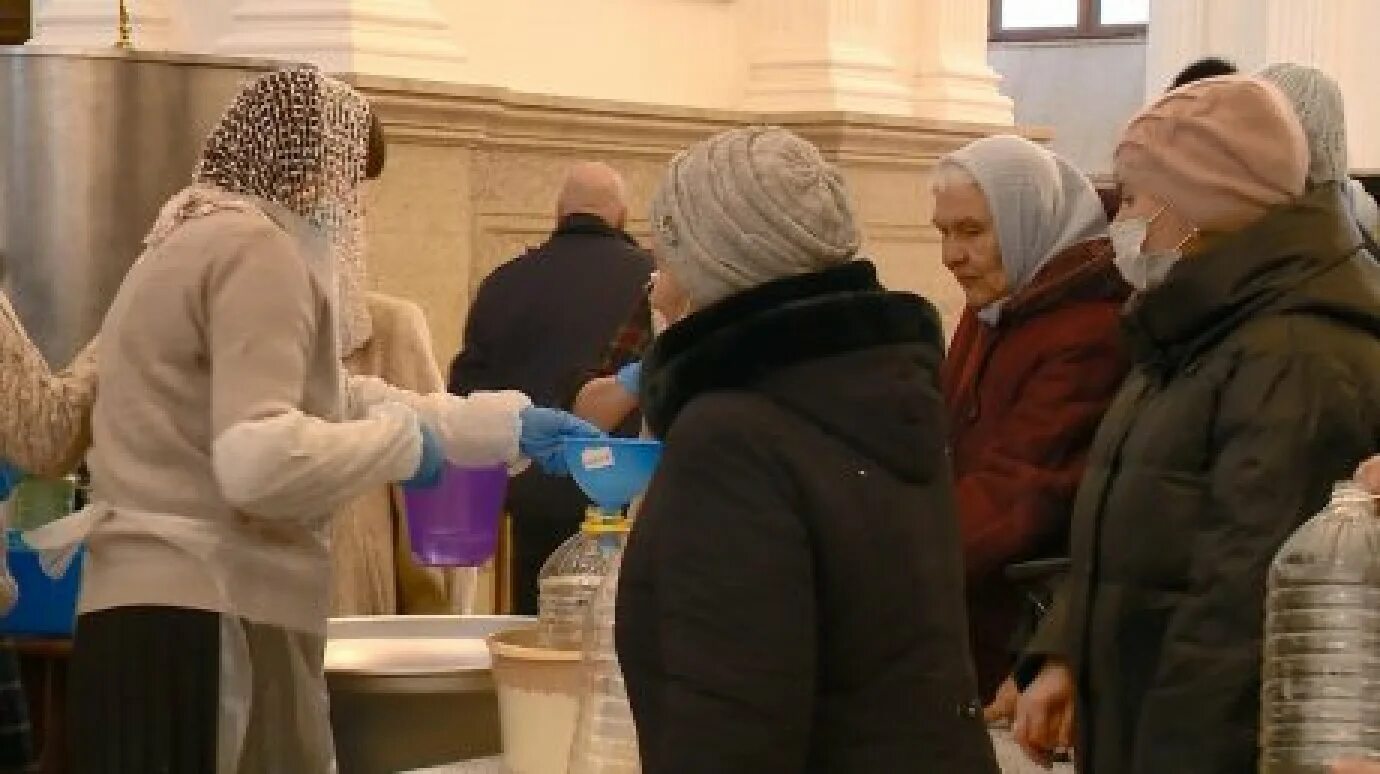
top-left (1115, 75), bottom-right (1308, 232)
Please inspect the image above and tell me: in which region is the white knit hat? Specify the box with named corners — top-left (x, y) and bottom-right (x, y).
top-left (1259, 63), bottom-right (1349, 184)
top-left (649, 127), bottom-right (861, 306)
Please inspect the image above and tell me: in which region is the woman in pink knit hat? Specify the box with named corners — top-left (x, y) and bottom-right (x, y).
top-left (1013, 75), bottom-right (1380, 773)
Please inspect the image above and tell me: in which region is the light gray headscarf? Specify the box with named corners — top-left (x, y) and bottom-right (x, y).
top-left (1260, 64), bottom-right (1380, 248)
top-left (1259, 63), bottom-right (1348, 185)
top-left (650, 127), bottom-right (860, 307)
top-left (941, 135), bottom-right (1108, 325)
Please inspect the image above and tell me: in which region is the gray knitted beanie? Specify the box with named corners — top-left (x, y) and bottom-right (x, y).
top-left (1260, 62), bottom-right (1348, 184)
top-left (649, 127), bottom-right (861, 306)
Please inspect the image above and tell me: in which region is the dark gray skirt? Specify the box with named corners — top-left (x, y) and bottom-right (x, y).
top-left (69, 606), bottom-right (219, 774)
top-left (68, 605), bottom-right (333, 773)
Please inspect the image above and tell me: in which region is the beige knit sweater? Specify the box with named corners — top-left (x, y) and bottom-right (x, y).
top-left (0, 292), bottom-right (96, 476)
top-left (82, 204), bottom-right (424, 634)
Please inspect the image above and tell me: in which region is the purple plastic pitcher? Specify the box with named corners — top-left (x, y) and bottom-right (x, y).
top-left (402, 464), bottom-right (508, 566)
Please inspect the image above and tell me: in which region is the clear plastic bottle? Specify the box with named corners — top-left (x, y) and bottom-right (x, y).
top-left (1261, 481), bottom-right (1380, 773)
top-left (537, 508), bottom-right (629, 650)
top-left (568, 542), bottom-right (640, 774)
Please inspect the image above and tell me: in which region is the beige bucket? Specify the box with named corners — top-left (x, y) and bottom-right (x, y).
top-left (487, 627), bottom-right (585, 774)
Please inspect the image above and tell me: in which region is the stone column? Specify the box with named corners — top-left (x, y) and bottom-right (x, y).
top-left (911, 0), bottom-right (1013, 124)
top-left (215, 0), bottom-right (466, 82)
top-left (742, 0), bottom-right (1011, 123)
top-left (30, 0), bottom-right (175, 50)
top-left (1146, 0), bottom-right (1380, 170)
top-left (741, 0), bottom-right (915, 115)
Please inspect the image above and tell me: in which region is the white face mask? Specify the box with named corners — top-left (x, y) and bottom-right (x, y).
top-left (1109, 206), bottom-right (1191, 292)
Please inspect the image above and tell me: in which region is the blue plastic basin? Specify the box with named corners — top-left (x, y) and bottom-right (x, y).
top-left (0, 530), bottom-right (81, 637)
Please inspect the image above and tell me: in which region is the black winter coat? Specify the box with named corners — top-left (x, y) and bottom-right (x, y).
top-left (1023, 185), bottom-right (1380, 773)
top-left (615, 262), bottom-right (999, 774)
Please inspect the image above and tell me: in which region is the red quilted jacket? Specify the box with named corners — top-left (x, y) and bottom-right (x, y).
top-left (940, 237), bottom-right (1130, 700)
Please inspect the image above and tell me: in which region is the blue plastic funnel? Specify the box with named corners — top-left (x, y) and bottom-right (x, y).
top-left (562, 438), bottom-right (663, 511)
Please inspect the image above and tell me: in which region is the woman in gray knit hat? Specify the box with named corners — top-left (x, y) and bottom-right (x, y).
top-left (1259, 62), bottom-right (1380, 248)
top-left (614, 126), bottom-right (998, 774)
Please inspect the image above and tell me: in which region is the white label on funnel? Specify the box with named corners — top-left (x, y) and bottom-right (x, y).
top-left (581, 445), bottom-right (615, 470)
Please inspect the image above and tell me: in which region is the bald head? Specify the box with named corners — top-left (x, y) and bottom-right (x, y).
top-left (557, 161), bottom-right (628, 229)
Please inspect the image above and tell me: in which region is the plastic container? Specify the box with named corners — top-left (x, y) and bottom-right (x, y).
top-left (537, 518), bottom-right (625, 650)
top-left (1261, 481), bottom-right (1380, 772)
top-left (487, 627), bottom-right (584, 774)
top-left (560, 439), bottom-right (661, 512)
top-left (538, 439), bottom-right (662, 651)
top-left (568, 547), bottom-right (640, 774)
top-left (559, 438), bottom-right (661, 773)
top-left (10, 475), bottom-right (76, 532)
top-left (325, 615), bottom-right (532, 774)
top-left (0, 530), bottom-right (82, 636)
top-left (403, 464), bottom-right (508, 567)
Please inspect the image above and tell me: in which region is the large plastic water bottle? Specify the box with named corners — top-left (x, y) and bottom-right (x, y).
top-left (549, 436), bottom-right (659, 770)
top-left (1261, 481), bottom-right (1380, 772)
top-left (567, 544), bottom-right (640, 774)
top-left (537, 509), bottom-right (628, 650)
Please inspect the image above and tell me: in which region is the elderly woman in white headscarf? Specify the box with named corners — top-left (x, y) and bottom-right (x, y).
top-left (931, 135), bottom-right (1130, 715)
top-left (1260, 63), bottom-right (1380, 245)
top-left (31, 66), bottom-right (598, 772)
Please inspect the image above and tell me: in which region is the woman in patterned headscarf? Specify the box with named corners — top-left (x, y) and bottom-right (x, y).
top-left (29, 66), bottom-right (593, 771)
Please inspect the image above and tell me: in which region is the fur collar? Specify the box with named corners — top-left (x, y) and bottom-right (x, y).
top-left (642, 261), bottom-right (943, 437)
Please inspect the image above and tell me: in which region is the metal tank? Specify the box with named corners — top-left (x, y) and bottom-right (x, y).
top-left (0, 47), bottom-right (273, 363)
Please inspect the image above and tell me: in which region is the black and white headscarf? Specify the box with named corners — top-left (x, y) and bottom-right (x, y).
top-left (145, 65), bottom-right (375, 353)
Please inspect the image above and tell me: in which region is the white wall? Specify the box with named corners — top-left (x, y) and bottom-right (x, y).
top-left (989, 39), bottom-right (1147, 177)
top-left (1146, 0), bottom-right (1380, 173)
top-left (437, 0), bottom-right (747, 110)
top-left (34, 0), bottom-right (1012, 123)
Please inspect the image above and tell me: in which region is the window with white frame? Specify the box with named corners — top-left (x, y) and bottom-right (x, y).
top-left (991, 0), bottom-right (1148, 42)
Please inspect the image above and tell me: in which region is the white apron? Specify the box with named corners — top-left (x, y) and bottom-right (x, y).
top-left (26, 502), bottom-right (338, 773)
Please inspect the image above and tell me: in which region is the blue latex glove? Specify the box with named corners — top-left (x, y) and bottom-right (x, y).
top-left (0, 462), bottom-right (22, 503)
top-left (402, 423), bottom-right (445, 490)
top-left (519, 407), bottom-right (604, 475)
top-left (614, 361), bottom-right (642, 396)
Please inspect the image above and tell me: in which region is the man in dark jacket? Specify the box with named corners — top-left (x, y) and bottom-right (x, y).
top-left (617, 127), bottom-right (997, 774)
top-left (1014, 77), bottom-right (1380, 773)
top-left (449, 162), bottom-right (652, 612)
